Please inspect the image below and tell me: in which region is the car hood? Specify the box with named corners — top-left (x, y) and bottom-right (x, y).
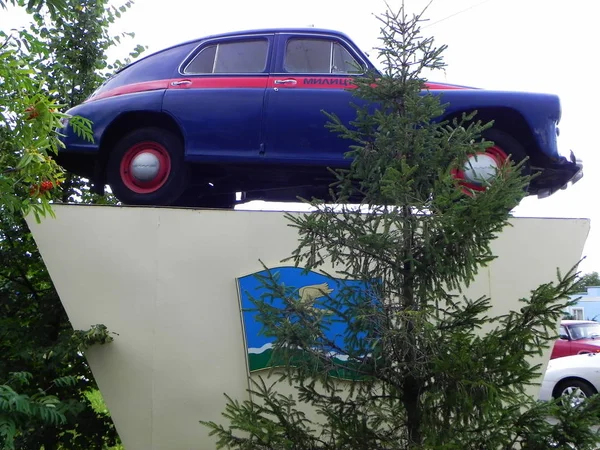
top-left (548, 352), bottom-right (600, 371)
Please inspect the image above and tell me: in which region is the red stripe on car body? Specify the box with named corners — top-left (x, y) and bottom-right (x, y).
top-left (292, 77), bottom-right (357, 89)
top-left (86, 79), bottom-right (172, 102)
top-left (425, 82), bottom-right (471, 90)
top-left (86, 77), bottom-right (269, 102)
top-left (280, 78), bottom-right (470, 90)
top-left (86, 76), bottom-right (469, 102)
top-left (181, 77), bottom-right (269, 89)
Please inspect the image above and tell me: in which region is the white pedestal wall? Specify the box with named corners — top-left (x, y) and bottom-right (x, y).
top-left (27, 205), bottom-right (590, 449)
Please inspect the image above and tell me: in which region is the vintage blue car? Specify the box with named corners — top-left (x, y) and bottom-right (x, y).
top-left (57, 28), bottom-right (583, 208)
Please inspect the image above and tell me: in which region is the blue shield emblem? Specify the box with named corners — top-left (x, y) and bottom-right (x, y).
top-left (237, 266), bottom-right (374, 378)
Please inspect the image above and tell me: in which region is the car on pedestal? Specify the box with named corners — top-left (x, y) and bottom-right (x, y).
top-left (56, 28), bottom-right (583, 208)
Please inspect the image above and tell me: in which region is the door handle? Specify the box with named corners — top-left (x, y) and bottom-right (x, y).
top-left (274, 79), bottom-right (297, 85)
top-left (171, 80), bottom-right (192, 86)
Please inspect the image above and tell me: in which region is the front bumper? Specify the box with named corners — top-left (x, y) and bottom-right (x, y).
top-left (533, 150), bottom-right (583, 199)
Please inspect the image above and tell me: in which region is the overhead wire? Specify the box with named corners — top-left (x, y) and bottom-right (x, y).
top-left (422, 0), bottom-right (496, 28)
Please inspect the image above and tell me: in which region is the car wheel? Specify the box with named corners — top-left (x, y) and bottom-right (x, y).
top-left (554, 379), bottom-right (597, 408)
top-left (452, 129), bottom-right (531, 193)
top-left (107, 127), bottom-right (188, 205)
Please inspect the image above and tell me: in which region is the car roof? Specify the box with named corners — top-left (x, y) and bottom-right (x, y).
top-left (198, 27), bottom-right (354, 42)
top-left (562, 320), bottom-right (598, 325)
top-left (117, 28), bottom-right (356, 75)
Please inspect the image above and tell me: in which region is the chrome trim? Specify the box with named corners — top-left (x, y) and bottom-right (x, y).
top-left (274, 79), bottom-right (297, 85)
top-left (212, 44), bottom-right (220, 73)
top-left (329, 41), bottom-right (334, 72)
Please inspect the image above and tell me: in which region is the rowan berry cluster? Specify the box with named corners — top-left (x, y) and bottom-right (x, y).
top-left (29, 180), bottom-right (60, 197)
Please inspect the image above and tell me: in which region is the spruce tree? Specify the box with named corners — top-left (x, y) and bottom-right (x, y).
top-left (202, 4), bottom-right (600, 449)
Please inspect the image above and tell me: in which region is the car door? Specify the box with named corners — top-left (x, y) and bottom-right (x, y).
top-left (162, 34), bottom-right (273, 162)
top-left (551, 325), bottom-right (572, 358)
top-left (263, 33), bottom-right (369, 165)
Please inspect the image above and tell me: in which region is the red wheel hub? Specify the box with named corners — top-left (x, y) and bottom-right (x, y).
top-left (451, 145), bottom-right (509, 194)
top-left (120, 141), bottom-right (171, 194)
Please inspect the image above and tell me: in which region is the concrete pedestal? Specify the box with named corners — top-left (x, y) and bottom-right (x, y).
top-left (27, 205), bottom-right (590, 449)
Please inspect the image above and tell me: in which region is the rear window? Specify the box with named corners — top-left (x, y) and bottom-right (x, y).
top-left (183, 39), bottom-right (269, 74)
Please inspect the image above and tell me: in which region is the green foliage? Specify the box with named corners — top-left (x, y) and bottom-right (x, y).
top-left (72, 324), bottom-right (116, 351)
top-left (202, 377), bottom-right (323, 450)
top-left (203, 4), bottom-right (600, 449)
top-left (0, 0), bottom-right (66, 18)
top-left (0, 372), bottom-right (75, 449)
top-left (25, 0), bottom-right (147, 108)
top-left (20, 0), bottom-right (147, 205)
top-left (0, 28), bottom-right (94, 221)
top-left (0, 210), bottom-right (121, 449)
top-left (0, 312), bottom-right (117, 449)
top-left (1, 0), bottom-right (144, 448)
top-left (83, 391), bottom-right (125, 450)
top-left (573, 271), bottom-right (600, 293)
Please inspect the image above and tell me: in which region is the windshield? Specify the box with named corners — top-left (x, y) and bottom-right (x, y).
top-left (568, 323), bottom-right (600, 340)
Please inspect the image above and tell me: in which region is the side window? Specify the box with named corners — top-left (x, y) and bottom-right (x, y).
top-left (284, 39), bottom-right (330, 73)
top-left (332, 42), bottom-right (361, 73)
top-left (184, 39), bottom-right (269, 74)
top-left (559, 325), bottom-right (569, 339)
top-left (185, 45), bottom-right (217, 74)
top-left (284, 38), bottom-right (363, 74)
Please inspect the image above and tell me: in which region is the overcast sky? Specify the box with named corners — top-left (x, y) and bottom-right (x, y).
top-left (2, 0), bottom-right (599, 273)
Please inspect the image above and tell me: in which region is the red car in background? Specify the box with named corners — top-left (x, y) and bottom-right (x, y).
top-left (551, 320), bottom-right (600, 359)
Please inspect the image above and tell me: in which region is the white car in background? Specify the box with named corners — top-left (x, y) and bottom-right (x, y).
top-left (540, 352), bottom-right (600, 407)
